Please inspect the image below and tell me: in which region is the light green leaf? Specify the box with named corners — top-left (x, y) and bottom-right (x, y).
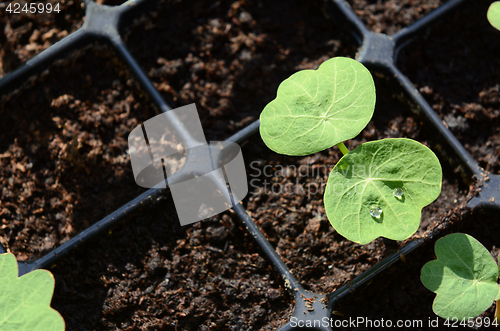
top-left (497, 255), bottom-right (500, 300)
top-left (324, 138), bottom-right (442, 244)
top-left (0, 253), bottom-right (65, 331)
top-left (259, 57), bottom-right (375, 156)
top-left (488, 1), bottom-right (500, 31)
top-left (421, 233), bottom-right (499, 320)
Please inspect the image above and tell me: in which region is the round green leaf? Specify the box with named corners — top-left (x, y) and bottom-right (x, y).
top-left (259, 57), bottom-right (375, 156)
top-left (0, 253), bottom-right (65, 331)
top-left (324, 138), bottom-right (442, 244)
top-left (421, 233), bottom-right (499, 320)
top-left (488, 1), bottom-right (500, 31)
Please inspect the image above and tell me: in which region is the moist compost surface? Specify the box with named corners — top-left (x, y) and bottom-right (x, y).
top-left (0, 0), bottom-right (494, 330)
top-left (398, 0), bottom-right (500, 175)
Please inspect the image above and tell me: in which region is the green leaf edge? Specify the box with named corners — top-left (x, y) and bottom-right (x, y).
top-left (497, 254), bottom-right (500, 301)
top-left (324, 137), bottom-right (442, 244)
top-left (421, 233), bottom-right (499, 320)
top-left (0, 253), bottom-right (65, 331)
top-left (488, 1), bottom-right (500, 31)
top-left (259, 56), bottom-right (376, 156)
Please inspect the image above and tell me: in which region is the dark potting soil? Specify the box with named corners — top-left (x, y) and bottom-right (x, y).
top-left (347, 0), bottom-right (446, 35)
top-left (243, 76), bottom-right (466, 295)
top-left (0, 0), bottom-right (489, 330)
top-left (0, 0), bottom-right (84, 77)
top-left (0, 45), bottom-right (158, 260)
top-left (334, 207), bottom-right (495, 331)
top-left (398, 0), bottom-right (500, 175)
top-left (335, 0), bottom-right (500, 329)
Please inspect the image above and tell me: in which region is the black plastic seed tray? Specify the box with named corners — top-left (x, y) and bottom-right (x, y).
top-left (0, 0), bottom-right (497, 330)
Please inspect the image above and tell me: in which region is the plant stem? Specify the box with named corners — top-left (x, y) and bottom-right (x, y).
top-left (336, 142), bottom-right (350, 155)
top-left (495, 299), bottom-right (500, 322)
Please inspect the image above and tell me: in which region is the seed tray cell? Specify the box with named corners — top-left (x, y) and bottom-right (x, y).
top-left (347, 0), bottom-right (447, 34)
top-left (0, 0), bottom-right (84, 77)
top-left (243, 76), bottom-right (465, 295)
top-left (0, 44), bottom-right (158, 261)
top-left (335, 208), bottom-right (497, 331)
top-left (125, 0), bottom-right (357, 141)
top-left (51, 198), bottom-right (294, 330)
top-left (398, 0), bottom-right (500, 175)
top-left (0, 0), bottom-right (498, 330)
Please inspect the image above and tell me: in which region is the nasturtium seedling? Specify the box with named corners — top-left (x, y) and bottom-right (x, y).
top-left (259, 56), bottom-right (442, 244)
top-left (324, 138), bottom-right (442, 244)
top-left (488, 1), bottom-right (500, 31)
top-left (259, 57), bottom-right (375, 156)
top-left (421, 233), bottom-right (500, 320)
top-left (0, 253), bottom-right (65, 331)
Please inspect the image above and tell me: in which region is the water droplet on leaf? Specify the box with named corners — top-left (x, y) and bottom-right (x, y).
top-left (370, 206), bottom-right (382, 218)
top-left (393, 188), bottom-right (404, 199)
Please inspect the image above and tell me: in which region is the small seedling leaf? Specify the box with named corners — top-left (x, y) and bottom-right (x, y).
top-left (421, 233), bottom-right (499, 320)
top-left (488, 1), bottom-right (500, 31)
top-left (0, 253), bottom-right (65, 331)
top-left (324, 138), bottom-right (442, 244)
top-left (259, 57), bottom-right (375, 156)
